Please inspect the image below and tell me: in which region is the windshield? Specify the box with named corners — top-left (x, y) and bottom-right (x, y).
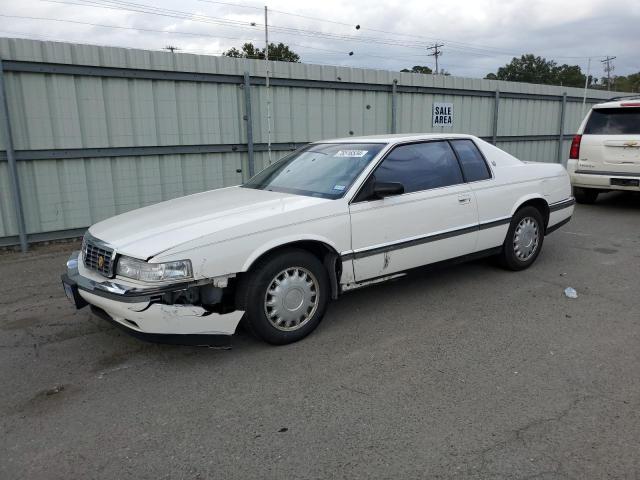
top-left (242, 143), bottom-right (386, 199)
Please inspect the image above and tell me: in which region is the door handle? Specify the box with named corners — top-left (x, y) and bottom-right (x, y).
top-left (458, 195), bottom-right (471, 204)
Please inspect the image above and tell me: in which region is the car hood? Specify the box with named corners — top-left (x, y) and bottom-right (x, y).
top-left (89, 186), bottom-right (331, 259)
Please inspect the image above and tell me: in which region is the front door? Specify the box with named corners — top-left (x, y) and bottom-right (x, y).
top-left (348, 140), bottom-right (478, 281)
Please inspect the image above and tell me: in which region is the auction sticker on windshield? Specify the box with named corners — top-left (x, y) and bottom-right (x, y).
top-left (334, 150), bottom-right (368, 157)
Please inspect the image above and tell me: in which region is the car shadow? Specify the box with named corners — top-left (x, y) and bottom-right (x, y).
top-left (589, 191), bottom-right (640, 210)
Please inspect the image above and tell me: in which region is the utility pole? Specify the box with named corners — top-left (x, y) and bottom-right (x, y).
top-left (601, 56), bottom-right (616, 91)
top-left (164, 45), bottom-right (180, 53)
top-left (264, 5), bottom-right (272, 164)
top-left (427, 43), bottom-right (444, 74)
top-left (582, 57), bottom-right (591, 113)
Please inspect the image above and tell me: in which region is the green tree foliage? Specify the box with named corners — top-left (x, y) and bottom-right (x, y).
top-left (484, 54), bottom-right (587, 87)
top-left (612, 73), bottom-right (640, 93)
top-left (401, 65), bottom-right (433, 74)
top-left (223, 42), bottom-right (300, 62)
top-left (555, 64), bottom-right (585, 87)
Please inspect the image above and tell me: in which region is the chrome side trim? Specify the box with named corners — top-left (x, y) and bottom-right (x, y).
top-left (341, 218), bottom-right (510, 261)
top-left (546, 216), bottom-right (572, 234)
top-left (478, 216), bottom-right (511, 230)
top-left (341, 224), bottom-right (475, 260)
top-left (549, 197), bottom-right (576, 212)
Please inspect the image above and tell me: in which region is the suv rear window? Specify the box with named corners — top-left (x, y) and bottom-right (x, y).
top-left (584, 108), bottom-right (640, 134)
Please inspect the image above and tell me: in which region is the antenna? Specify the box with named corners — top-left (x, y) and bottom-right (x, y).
top-left (264, 5), bottom-right (272, 164)
top-left (164, 45), bottom-right (180, 53)
top-left (582, 57), bottom-right (591, 113)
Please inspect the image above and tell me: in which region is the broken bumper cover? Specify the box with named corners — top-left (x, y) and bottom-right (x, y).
top-left (62, 251), bottom-right (244, 343)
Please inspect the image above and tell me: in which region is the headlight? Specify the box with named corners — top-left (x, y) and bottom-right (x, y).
top-left (116, 256), bottom-right (193, 282)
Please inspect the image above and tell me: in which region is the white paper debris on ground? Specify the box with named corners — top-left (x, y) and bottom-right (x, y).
top-left (564, 287), bottom-right (578, 299)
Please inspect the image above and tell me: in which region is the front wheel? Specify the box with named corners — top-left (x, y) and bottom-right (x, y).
top-left (498, 206), bottom-right (545, 271)
top-left (573, 187), bottom-right (599, 204)
top-left (235, 249), bottom-right (330, 345)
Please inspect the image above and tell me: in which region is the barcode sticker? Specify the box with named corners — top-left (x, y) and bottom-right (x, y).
top-left (334, 150), bottom-right (368, 158)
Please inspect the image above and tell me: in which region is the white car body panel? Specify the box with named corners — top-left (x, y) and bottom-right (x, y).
top-left (64, 133), bottom-right (574, 338)
top-left (348, 182), bottom-right (477, 280)
top-left (567, 99), bottom-right (640, 192)
top-left (79, 289), bottom-right (244, 335)
top-left (90, 186), bottom-right (339, 260)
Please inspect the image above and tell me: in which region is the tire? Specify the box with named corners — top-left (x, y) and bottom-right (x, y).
top-left (573, 187), bottom-right (599, 204)
top-left (498, 206), bottom-right (545, 271)
top-left (235, 249), bottom-right (330, 345)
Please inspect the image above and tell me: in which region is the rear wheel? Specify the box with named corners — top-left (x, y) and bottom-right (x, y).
top-left (574, 187), bottom-right (599, 204)
top-left (236, 249), bottom-right (330, 345)
top-left (498, 206), bottom-right (545, 271)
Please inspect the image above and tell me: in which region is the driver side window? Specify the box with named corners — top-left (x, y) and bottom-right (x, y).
top-left (373, 140), bottom-right (464, 194)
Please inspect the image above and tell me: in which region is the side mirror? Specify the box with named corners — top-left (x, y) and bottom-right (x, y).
top-left (373, 181), bottom-right (404, 199)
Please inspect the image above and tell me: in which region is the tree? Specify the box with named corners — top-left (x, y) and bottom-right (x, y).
top-left (401, 65), bottom-right (433, 74)
top-left (223, 42), bottom-right (300, 62)
top-left (494, 54), bottom-right (555, 84)
top-left (268, 42), bottom-right (300, 62)
top-left (485, 54), bottom-right (586, 87)
top-left (222, 46), bottom-right (244, 58)
top-left (612, 72), bottom-right (640, 93)
top-left (555, 64), bottom-right (585, 87)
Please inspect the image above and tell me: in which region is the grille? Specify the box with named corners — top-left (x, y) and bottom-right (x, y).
top-left (82, 235), bottom-right (116, 277)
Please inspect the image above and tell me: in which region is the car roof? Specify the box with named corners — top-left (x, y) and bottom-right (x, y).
top-left (593, 96), bottom-right (640, 109)
top-left (313, 133), bottom-right (478, 144)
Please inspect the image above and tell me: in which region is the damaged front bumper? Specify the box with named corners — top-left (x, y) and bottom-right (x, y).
top-left (62, 251), bottom-right (243, 345)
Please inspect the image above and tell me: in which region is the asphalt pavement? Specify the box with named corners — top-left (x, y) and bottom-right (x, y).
top-left (1, 191), bottom-right (639, 479)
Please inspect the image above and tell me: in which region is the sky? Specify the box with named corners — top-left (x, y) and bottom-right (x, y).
top-left (0, 0), bottom-right (638, 80)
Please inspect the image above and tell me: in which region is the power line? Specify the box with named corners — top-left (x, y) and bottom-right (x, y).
top-left (0, 13), bottom-right (501, 63)
top-left (43, 0), bottom-right (513, 55)
top-left (0, 28), bottom-right (511, 76)
top-left (0, 29), bottom-right (219, 54)
top-left (43, 0), bottom-right (426, 49)
top-left (43, 0), bottom-right (607, 61)
top-left (193, 0), bottom-right (601, 59)
top-left (0, 14), bottom-right (258, 42)
top-left (0, 14), bottom-right (366, 58)
top-left (196, 0), bottom-right (356, 27)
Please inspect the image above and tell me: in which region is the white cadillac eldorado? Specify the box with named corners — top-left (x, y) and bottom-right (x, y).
top-left (62, 134), bottom-right (574, 345)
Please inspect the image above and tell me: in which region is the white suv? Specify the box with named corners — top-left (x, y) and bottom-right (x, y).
top-left (567, 97), bottom-right (640, 203)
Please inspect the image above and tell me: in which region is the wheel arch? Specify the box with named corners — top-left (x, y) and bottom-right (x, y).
top-left (240, 236), bottom-right (343, 299)
top-left (511, 195), bottom-right (550, 230)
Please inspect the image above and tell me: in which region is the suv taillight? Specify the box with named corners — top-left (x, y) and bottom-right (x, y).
top-left (569, 134), bottom-right (582, 160)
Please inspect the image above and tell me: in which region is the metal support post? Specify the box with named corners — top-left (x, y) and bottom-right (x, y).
top-left (0, 59), bottom-right (27, 252)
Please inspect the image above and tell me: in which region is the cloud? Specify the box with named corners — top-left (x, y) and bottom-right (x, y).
top-left (1, 0), bottom-right (637, 77)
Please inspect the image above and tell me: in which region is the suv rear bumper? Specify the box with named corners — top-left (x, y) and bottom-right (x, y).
top-left (568, 160), bottom-right (640, 191)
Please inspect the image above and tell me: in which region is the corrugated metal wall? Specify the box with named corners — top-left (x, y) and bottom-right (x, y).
top-left (0, 38), bottom-right (629, 245)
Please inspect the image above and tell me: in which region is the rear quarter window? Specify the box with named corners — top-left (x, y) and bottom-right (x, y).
top-left (450, 139), bottom-right (491, 182)
top-left (584, 108), bottom-right (640, 135)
